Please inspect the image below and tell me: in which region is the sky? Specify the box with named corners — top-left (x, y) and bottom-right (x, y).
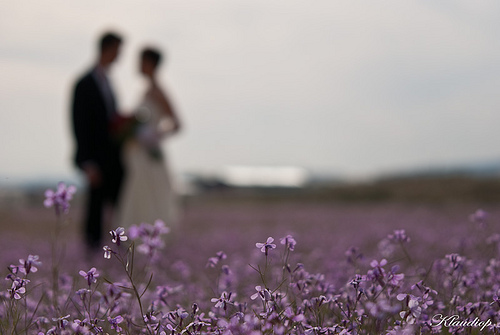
top-left (1, 1), bottom-right (500, 183)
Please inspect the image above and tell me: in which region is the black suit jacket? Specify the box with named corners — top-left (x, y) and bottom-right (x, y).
top-left (71, 69), bottom-right (124, 201)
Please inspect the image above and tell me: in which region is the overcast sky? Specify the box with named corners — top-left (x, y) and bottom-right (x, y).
top-left (1, 1), bottom-right (500, 182)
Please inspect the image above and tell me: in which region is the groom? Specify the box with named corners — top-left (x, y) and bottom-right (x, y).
top-left (71, 31), bottom-right (125, 250)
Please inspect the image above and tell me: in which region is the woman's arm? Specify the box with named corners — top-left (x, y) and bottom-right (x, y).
top-left (151, 83), bottom-right (181, 133)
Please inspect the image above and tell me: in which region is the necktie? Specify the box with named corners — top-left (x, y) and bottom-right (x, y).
top-left (96, 68), bottom-right (116, 118)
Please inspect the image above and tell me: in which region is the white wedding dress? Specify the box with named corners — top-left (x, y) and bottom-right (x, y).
top-left (115, 94), bottom-right (179, 230)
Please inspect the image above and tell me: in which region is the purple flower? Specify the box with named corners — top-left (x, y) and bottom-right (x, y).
top-left (128, 221), bottom-right (169, 262)
top-left (445, 253), bottom-right (465, 271)
top-left (365, 259), bottom-right (388, 282)
top-left (211, 291), bottom-right (232, 310)
top-left (370, 259), bottom-right (388, 268)
top-left (387, 265), bottom-right (405, 286)
top-left (387, 229), bottom-right (410, 243)
top-left (216, 251), bottom-right (227, 260)
top-left (251, 286), bottom-right (272, 301)
top-left (280, 235), bottom-right (297, 251)
top-left (256, 237), bottom-right (276, 255)
top-left (206, 257), bottom-right (218, 268)
top-left (469, 209), bottom-right (488, 227)
top-left (365, 297), bottom-right (401, 319)
top-left (8, 264), bottom-right (20, 275)
top-left (143, 312), bottom-right (158, 324)
top-left (411, 280), bottom-right (437, 296)
top-left (103, 245), bottom-right (113, 259)
top-left (52, 315), bottom-right (70, 330)
top-left (349, 274), bottom-right (364, 289)
top-left (8, 278), bottom-right (28, 300)
top-left (129, 220), bottom-right (170, 240)
top-left (175, 307), bottom-right (189, 319)
top-left (110, 227), bottom-right (128, 246)
top-left (76, 288), bottom-right (91, 300)
top-left (71, 319), bottom-right (91, 333)
top-left (136, 236), bottom-right (164, 258)
top-left (153, 219), bottom-right (171, 235)
top-left (79, 267), bottom-right (99, 286)
top-left (397, 294), bottom-right (422, 324)
top-left (108, 315), bottom-right (124, 332)
top-left (19, 255), bottom-right (41, 275)
top-left (207, 251), bottom-right (227, 268)
top-left (44, 182), bottom-right (76, 215)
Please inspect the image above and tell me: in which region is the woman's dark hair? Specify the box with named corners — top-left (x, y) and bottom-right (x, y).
top-left (99, 32), bottom-right (122, 51)
top-left (141, 48), bottom-right (162, 68)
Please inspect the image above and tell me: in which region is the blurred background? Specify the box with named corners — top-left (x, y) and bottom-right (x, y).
top-left (2, 0), bottom-right (500, 202)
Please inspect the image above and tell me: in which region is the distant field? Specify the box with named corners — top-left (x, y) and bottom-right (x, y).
top-left (187, 175), bottom-right (500, 204)
top-left (2, 175), bottom-right (500, 251)
top-left (0, 183), bottom-right (497, 270)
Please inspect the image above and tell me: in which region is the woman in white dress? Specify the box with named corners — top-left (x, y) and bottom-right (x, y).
top-left (115, 47), bottom-right (181, 230)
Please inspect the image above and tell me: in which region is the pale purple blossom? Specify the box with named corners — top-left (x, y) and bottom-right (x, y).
top-left (76, 288), bottom-right (91, 300)
top-left (153, 219), bottom-right (171, 234)
top-left (349, 274), bottom-right (364, 289)
top-left (280, 234), bottom-right (297, 251)
top-left (207, 251), bottom-right (227, 268)
top-left (366, 297), bottom-right (401, 319)
top-left (19, 255), bottom-right (41, 275)
top-left (284, 307), bottom-right (305, 322)
top-left (256, 237), bottom-right (276, 255)
top-left (251, 286), bottom-right (272, 301)
top-left (143, 312), bottom-right (158, 325)
top-left (211, 291), bottom-right (232, 310)
top-left (8, 264), bottom-right (20, 275)
top-left (110, 227), bottom-right (128, 246)
top-left (79, 267), bottom-right (99, 286)
top-left (108, 315), bottom-right (124, 332)
top-left (44, 182), bottom-right (76, 215)
top-left (129, 220), bottom-right (170, 240)
top-left (397, 294), bottom-right (422, 324)
top-left (366, 259), bottom-right (388, 282)
top-left (128, 220), bottom-right (169, 261)
top-left (411, 281), bottom-right (437, 296)
top-left (103, 245), bottom-right (113, 259)
top-left (52, 315), bottom-right (70, 329)
top-left (387, 265), bottom-right (405, 286)
top-left (8, 278), bottom-right (28, 300)
top-left (71, 319), bottom-right (91, 333)
top-left (387, 229), bottom-right (410, 243)
top-left (445, 253), bottom-right (465, 271)
top-left (469, 208), bottom-right (488, 227)
top-left (370, 259), bottom-right (388, 268)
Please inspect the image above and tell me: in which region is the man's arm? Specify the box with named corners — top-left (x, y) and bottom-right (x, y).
top-left (72, 78), bottom-right (103, 187)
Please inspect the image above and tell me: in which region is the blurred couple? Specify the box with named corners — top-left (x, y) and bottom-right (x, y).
top-left (71, 31), bottom-right (181, 250)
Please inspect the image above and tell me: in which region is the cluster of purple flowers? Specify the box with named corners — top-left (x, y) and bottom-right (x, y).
top-left (43, 182), bottom-right (76, 215)
top-left (128, 219), bottom-right (170, 262)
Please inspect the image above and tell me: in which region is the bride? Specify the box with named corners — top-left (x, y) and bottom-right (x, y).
top-left (115, 47), bottom-right (181, 230)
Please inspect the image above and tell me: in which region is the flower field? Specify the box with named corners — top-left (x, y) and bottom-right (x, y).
top-left (1, 183), bottom-right (500, 334)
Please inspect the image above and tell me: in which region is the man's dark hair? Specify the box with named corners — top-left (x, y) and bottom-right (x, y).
top-left (99, 32), bottom-right (122, 52)
top-left (141, 47), bottom-right (162, 68)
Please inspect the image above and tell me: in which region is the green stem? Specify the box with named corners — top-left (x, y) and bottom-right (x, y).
top-left (399, 241), bottom-right (412, 264)
top-left (51, 213), bottom-right (64, 313)
top-left (117, 253), bottom-right (153, 335)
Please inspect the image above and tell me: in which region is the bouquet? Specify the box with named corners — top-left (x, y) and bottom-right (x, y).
top-left (109, 114), bottom-right (140, 144)
top-left (109, 111), bottom-right (163, 161)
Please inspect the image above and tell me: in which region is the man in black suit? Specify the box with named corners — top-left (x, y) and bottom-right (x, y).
top-left (71, 32), bottom-right (124, 249)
